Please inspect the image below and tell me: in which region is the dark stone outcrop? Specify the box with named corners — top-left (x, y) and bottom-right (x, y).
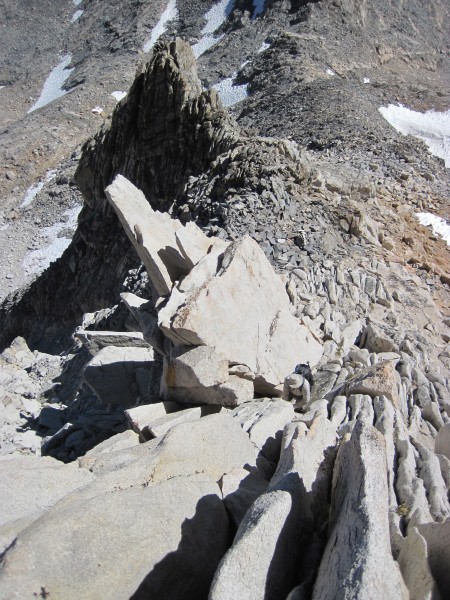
top-left (0, 39), bottom-right (237, 351)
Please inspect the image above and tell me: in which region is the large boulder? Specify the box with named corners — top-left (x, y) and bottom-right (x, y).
top-left (83, 345), bottom-right (155, 406)
top-left (210, 416), bottom-right (337, 599)
top-left (159, 236), bottom-right (323, 394)
top-left (161, 345), bottom-right (254, 407)
top-left (105, 175), bottom-right (227, 297)
top-left (0, 413), bottom-right (258, 599)
top-left (0, 475), bottom-right (229, 600)
top-left (0, 455), bottom-right (95, 553)
top-left (312, 421), bottom-right (408, 599)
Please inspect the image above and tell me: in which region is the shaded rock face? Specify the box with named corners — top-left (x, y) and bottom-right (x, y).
top-left (0, 39), bottom-right (237, 352)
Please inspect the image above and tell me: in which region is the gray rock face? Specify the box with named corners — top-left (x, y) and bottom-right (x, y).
top-left (0, 454), bottom-right (95, 553)
top-left (83, 345), bottom-right (154, 407)
top-left (209, 489), bottom-right (293, 600)
top-left (0, 475), bottom-right (229, 600)
top-left (159, 235), bottom-right (323, 393)
top-left (211, 416), bottom-right (337, 599)
top-left (0, 412), bottom-right (261, 599)
top-left (313, 421), bottom-right (408, 599)
top-left (230, 399), bottom-right (295, 463)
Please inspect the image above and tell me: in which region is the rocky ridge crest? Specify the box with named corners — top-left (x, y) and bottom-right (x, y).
top-left (0, 15), bottom-right (449, 600)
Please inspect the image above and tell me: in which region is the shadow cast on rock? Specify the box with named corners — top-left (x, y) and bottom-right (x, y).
top-left (130, 493), bottom-right (232, 600)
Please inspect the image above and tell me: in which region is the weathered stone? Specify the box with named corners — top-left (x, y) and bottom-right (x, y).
top-left (83, 345), bottom-right (155, 406)
top-left (159, 236), bottom-right (323, 393)
top-left (416, 521), bottom-right (450, 596)
top-left (79, 413), bottom-right (258, 485)
top-left (175, 221), bottom-right (228, 269)
top-left (417, 446), bottom-right (450, 521)
top-left (74, 329), bottom-right (148, 355)
top-left (124, 401), bottom-right (180, 436)
top-left (120, 292), bottom-right (167, 355)
top-left (0, 475), bottom-right (229, 600)
top-left (312, 421), bottom-right (408, 599)
top-left (435, 423), bottom-right (450, 459)
top-left (363, 321), bottom-right (397, 353)
top-left (398, 526), bottom-right (442, 600)
top-left (346, 360), bottom-right (401, 409)
top-left (83, 430), bottom-right (140, 457)
top-left (230, 398), bottom-right (295, 462)
top-left (330, 395), bottom-right (347, 425)
top-left (164, 371), bottom-right (254, 407)
top-left (164, 345), bottom-right (229, 389)
top-left (0, 455), bottom-right (95, 552)
top-left (210, 490), bottom-right (293, 600)
top-left (211, 416), bottom-right (337, 599)
top-left (145, 405), bottom-right (222, 439)
top-left (221, 467), bottom-right (269, 528)
top-left (106, 175), bottom-right (195, 296)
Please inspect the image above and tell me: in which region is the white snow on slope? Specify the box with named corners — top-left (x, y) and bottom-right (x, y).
top-left (213, 75), bottom-right (248, 107)
top-left (416, 212), bottom-right (450, 246)
top-left (21, 170), bottom-right (57, 208)
top-left (73, 0), bottom-right (82, 5)
top-left (379, 104), bottom-right (450, 167)
top-left (111, 91), bottom-right (127, 101)
top-left (0, 86), bottom-right (4, 90)
top-left (23, 205), bottom-right (81, 275)
top-left (143, 0), bottom-right (178, 53)
top-left (70, 10), bottom-right (83, 23)
top-left (28, 55), bottom-right (74, 113)
top-left (192, 0), bottom-right (235, 58)
top-left (252, 0), bottom-right (266, 18)
top-left (258, 42), bottom-right (270, 53)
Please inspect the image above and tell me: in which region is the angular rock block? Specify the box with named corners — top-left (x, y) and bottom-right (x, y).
top-left (312, 421), bottom-right (408, 599)
top-left (436, 423), bottom-right (450, 459)
top-left (83, 345), bottom-right (155, 407)
top-left (0, 476), bottom-right (229, 600)
top-left (161, 345), bottom-right (254, 407)
top-left (211, 416), bottom-right (337, 600)
top-left (230, 398), bottom-right (295, 462)
top-left (106, 175), bottom-right (223, 297)
top-left (159, 236), bottom-right (323, 393)
top-left (124, 401), bottom-right (179, 436)
top-left (346, 360), bottom-right (401, 409)
top-left (74, 329), bottom-right (149, 356)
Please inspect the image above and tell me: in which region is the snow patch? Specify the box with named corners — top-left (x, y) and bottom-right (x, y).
top-left (252, 0), bottom-right (266, 18)
top-left (143, 0), bottom-right (178, 53)
top-left (92, 106), bottom-right (104, 114)
top-left (257, 42), bottom-right (270, 53)
top-left (73, 0), bottom-right (82, 5)
top-left (28, 55), bottom-right (74, 113)
top-left (111, 91), bottom-right (127, 101)
top-left (192, 0), bottom-right (235, 58)
top-left (213, 75), bottom-right (248, 107)
top-left (23, 206), bottom-right (82, 275)
top-left (326, 68), bottom-right (335, 76)
top-left (0, 223), bottom-right (9, 232)
top-left (0, 86), bottom-right (4, 90)
top-left (416, 212), bottom-right (450, 246)
top-left (363, 77), bottom-right (370, 84)
top-left (21, 170), bottom-right (57, 208)
top-left (379, 104), bottom-right (450, 167)
top-left (70, 10), bottom-right (83, 23)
